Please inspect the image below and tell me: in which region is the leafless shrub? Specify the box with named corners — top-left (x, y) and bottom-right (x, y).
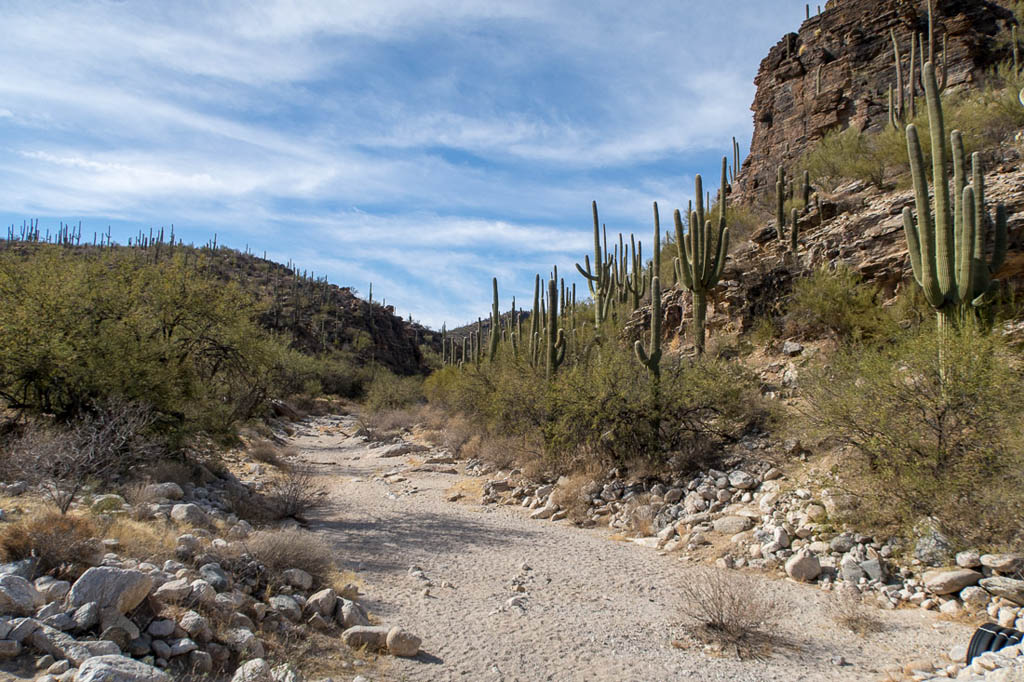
top-left (358, 408), bottom-right (416, 440)
top-left (249, 440), bottom-right (286, 468)
top-left (264, 467), bottom-right (328, 520)
top-left (244, 528), bottom-right (335, 587)
top-left (441, 415), bottom-right (474, 455)
top-left (0, 513), bottom-right (101, 578)
top-left (10, 399), bottom-right (159, 513)
top-left (677, 567), bottom-right (780, 658)
top-left (826, 585), bottom-right (884, 636)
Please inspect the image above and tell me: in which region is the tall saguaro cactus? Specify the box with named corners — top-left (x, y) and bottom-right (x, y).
top-left (634, 276), bottom-right (662, 381)
top-left (576, 202), bottom-right (613, 336)
top-left (674, 157), bottom-right (731, 356)
top-left (489, 277), bottom-right (500, 362)
top-left (902, 61), bottom-right (1008, 333)
top-left (545, 278), bottom-right (566, 378)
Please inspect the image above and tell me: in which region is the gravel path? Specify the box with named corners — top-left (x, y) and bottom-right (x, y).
top-left (292, 415), bottom-right (968, 682)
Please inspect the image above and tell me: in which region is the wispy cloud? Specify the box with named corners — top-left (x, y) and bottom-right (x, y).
top-left (0, 0), bottom-right (809, 326)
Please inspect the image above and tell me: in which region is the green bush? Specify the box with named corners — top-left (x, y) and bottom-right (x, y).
top-left (804, 327), bottom-right (1024, 548)
top-left (785, 264), bottom-right (898, 343)
top-left (364, 371), bottom-right (424, 413)
top-left (0, 247), bottom-right (301, 441)
top-left (426, 336), bottom-right (764, 474)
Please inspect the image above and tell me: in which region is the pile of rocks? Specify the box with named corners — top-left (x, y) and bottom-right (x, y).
top-left (0, 516), bottom-right (419, 680)
top-left (481, 448), bottom-right (1024, 624)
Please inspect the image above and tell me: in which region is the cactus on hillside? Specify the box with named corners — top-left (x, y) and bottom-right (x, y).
top-left (790, 207), bottom-right (799, 252)
top-left (575, 202), bottom-right (614, 336)
top-left (902, 61), bottom-right (1008, 333)
top-left (634, 276), bottom-right (662, 382)
top-left (674, 157), bottom-right (731, 356)
top-left (775, 167), bottom-right (786, 240)
top-left (489, 277), bottom-right (500, 362)
top-left (545, 278), bottom-right (566, 378)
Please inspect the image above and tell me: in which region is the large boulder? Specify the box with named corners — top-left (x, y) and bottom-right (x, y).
top-left (386, 627), bottom-right (421, 657)
top-left (924, 569), bottom-right (982, 595)
top-left (712, 516), bottom-right (753, 535)
top-left (304, 589), bottom-right (337, 618)
top-left (980, 577), bottom-right (1024, 606)
top-left (142, 483), bottom-right (184, 501)
top-left (75, 655), bottom-right (171, 682)
top-left (170, 504), bottom-right (209, 526)
top-left (341, 625), bottom-right (390, 650)
top-left (0, 575), bottom-right (44, 616)
top-left (785, 552), bottom-right (821, 582)
top-left (231, 659), bottom-right (273, 682)
top-left (68, 568), bottom-right (152, 614)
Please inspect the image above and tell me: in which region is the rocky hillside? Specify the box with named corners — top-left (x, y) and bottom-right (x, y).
top-left (633, 163), bottom-right (1024, 349)
top-left (733, 0), bottom-right (1016, 203)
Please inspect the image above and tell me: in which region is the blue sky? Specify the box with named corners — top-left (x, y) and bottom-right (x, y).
top-left (0, 0), bottom-right (808, 329)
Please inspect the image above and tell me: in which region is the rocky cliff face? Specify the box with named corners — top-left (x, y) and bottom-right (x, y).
top-left (629, 162), bottom-right (1024, 349)
top-left (733, 0), bottom-right (1016, 205)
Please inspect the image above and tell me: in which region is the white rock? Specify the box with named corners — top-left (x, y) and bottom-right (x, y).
top-left (170, 504), bottom-right (208, 526)
top-left (727, 471), bottom-right (757, 490)
top-left (956, 550), bottom-right (982, 569)
top-left (142, 483), bottom-right (184, 501)
top-left (231, 659), bottom-right (273, 682)
top-left (785, 552), bottom-right (821, 582)
top-left (0, 575), bottom-right (44, 616)
top-left (304, 589), bottom-right (337, 618)
top-left (386, 626), bottom-right (421, 657)
top-left (225, 629), bottom-right (264, 659)
top-left (151, 578), bottom-right (190, 603)
top-left (949, 644), bottom-right (968, 663)
top-left (75, 655), bottom-right (171, 682)
top-left (270, 663), bottom-right (304, 682)
top-left (281, 569), bottom-right (313, 591)
top-left (68, 568), bottom-right (152, 615)
top-left (341, 625), bottom-right (390, 650)
top-left (923, 569), bottom-right (982, 595)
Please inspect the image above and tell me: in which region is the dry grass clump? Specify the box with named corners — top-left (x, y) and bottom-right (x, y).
top-left (440, 414), bottom-right (474, 455)
top-left (358, 408), bottom-right (417, 440)
top-left (826, 586), bottom-right (884, 636)
top-left (551, 470), bottom-right (600, 525)
top-left (248, 440), bottom-right (294, 468)
top-left (677, 567), bottom-right (780, 658)
top-left (0, 513), bottom-right (101, 579)
top-left (244, 528), bottom-right (336, 587)
top-left (98, 516), bottom-right (179, 564)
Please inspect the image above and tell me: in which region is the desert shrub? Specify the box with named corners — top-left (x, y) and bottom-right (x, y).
top-left (804, 326), bottom-right (1024, 548)
top-left (245, 528), bottom-right (335, 587)
top-left (0, 248), bottom-right (308, 440)
top-left (358, 408), bottom-right (417, 440)
top-left (364, 372), bottom-right (423, 413)
top-left (97, 516), bottom-right (178, 563)
top-left (263, 467), bottom-right (328, 520)
top-left (826, 585), bottom-right (884, 636)
top-left (0, 513), bottom-right (100, 579)
top-left (677, 567), bottom-right (780, 657)
top-left (7, 399), bottom-right (159, 513)
top-left (785, 264), bottom-right (898, 343)
top-left (249, 440), bottom-right (286, 468)
top-left (802, 127), bottom-right (889, 191)
top-left (547, 350), bottom-right (763, 470)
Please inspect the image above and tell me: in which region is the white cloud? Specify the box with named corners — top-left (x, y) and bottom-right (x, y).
top-left (0, 0), bottom-right (811, 326)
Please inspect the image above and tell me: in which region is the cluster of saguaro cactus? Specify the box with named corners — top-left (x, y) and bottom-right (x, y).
top-left (901, 61), bottom-right (1008, 333)
top-left (889, 1), bottom-right (947, 130)
top-left (674, 158), bottom-right (730, 356)
top-left (575, 202), bottom-right (615, 335)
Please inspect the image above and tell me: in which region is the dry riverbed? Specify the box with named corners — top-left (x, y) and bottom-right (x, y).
top-left (292, 415), bottom-right (969, 682)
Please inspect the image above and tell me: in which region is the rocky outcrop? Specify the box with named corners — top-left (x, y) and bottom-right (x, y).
top-left (626, 165), bottom-right (1024, 350)
top-left (734, 0), bottom-right (1016, 204)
